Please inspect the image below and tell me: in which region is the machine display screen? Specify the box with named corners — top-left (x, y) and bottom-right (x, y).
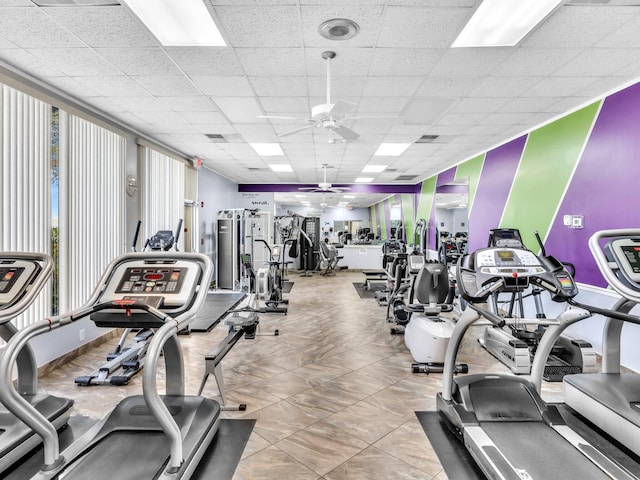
top-left (496, 250), bottom-right (515, 263)
top-left (557, 274), bottom-right (574, 290)
top-left (115, 267), bottom-right (187, 294)
top-left (0, 267), bottom-right (24, 294)
top-left (620, 245), bottom-right (640, 273)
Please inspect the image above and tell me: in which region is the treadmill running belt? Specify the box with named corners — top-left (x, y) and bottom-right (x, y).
top-left (60, 431), bottom-right (169, 480)
top-left (480, 422), bottom-right (615, 479)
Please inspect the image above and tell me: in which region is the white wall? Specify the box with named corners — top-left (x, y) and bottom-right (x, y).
top-left (198, 167), bottom-right (243, 257)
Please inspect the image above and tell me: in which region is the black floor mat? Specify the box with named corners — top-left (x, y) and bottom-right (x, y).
top-left (5, 417), bottom-right (254, 480)
top-left (415, 411), bottom-right (485, 480)
top-left (352, 282), bottom-right (386, 299)
top-left (417, 406), bottom-right (640, 480)
top-left (190, 291), bottom-right (246, 332)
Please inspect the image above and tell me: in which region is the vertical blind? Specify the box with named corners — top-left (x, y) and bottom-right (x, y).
top-left (140, 146), bottom-right (185, 251)
top-left (0, 84), bottom-right (51, 329)
top-left (58, 114), bottom-right (126, 312)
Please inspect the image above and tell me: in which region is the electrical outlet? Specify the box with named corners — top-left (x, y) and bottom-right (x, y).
top-left (79, 329), bottom-right (85, 342)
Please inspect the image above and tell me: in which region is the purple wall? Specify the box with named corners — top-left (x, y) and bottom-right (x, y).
top-left (468, 136), bottom-right (526, 252)
top-left (545, 83), bottom-right (640, 286)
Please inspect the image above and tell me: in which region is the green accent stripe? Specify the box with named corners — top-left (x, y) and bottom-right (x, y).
top-left (455, 153), bottom-right (484, 214)
top-left (379, 200), bottom-right (388, 240)
top-left (416, 177), bottom-right (437, 226)
top-left (500, 101), bottom-right (601, 251)
top-left (401, 194), bottom-right (415, 242)
top-left (371, 204), bottom-right (378, 237)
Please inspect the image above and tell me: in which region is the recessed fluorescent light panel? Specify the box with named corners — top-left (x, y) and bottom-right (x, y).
top-left (362, 165), bottom-right (387, 173)
top-left (250, 143), bottom-right (284, 156)
top-left (120, 0), bottom-right (226, 46)
top-left (452, 0), bottom-right (563, 47)
top-left (295, 194), bottom-right (307, 198)
top-left (343, 195), bottom-right (356, 199)
top-left (269, 164), bottom-right (293, 172)
top-left (355, 177), bottom-right (374, 183)
top-left (374, 143), bottom-right (411, 157)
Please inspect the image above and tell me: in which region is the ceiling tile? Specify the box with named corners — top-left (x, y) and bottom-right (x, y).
top-left (132, 75), bottom-right (201, 97)
top-left (416, 75), bottom-right (484, 97)
top-left (362, 77), bottom-right (422, 97)
top-left (468, 76), bottom-right (544, 98)
top-left (236, 48), bottom-right (306, 76)
top-left (452, 97), bottom-right (509, 114)
top-left (109, 95), bottom-right (168, 112)
top-left (437, 112), bottom-right (487, 126)
top-left (554, 48), bottom-right (640, 77)
top-left (250, 76), bottom-right (308, 96)
top-left (0, 48), bottom-right (64, 78)
top-left (40, 75), bottom-right (99, 98)
top-left (158, 97), bottom-right (219, 112)
top-left (301, 5), bottom-right (384, 47)
top-left (189, 124), bottom-right (238, 135)
top-left (27, 47), bottom-right (122, 76)
top-left (72, 75), bottom-right (150, 97)
top-left (522, 5), bottom-right (639, 49)
top-left (178, 111), bottom-right (229, 125)
top-left (356, 96), bottom-right (410, 114)
top-left (595, 12), bottom-right (640, 48)
top-left (190, 76), bottom-right (254, 96)
top-left (43, 5), bottom-right (157, 48)
top-left (214, 5), bottom-right (302, 47)
top-left (304, 47), bottom-right (373, 76)
top-left (260, 97), bottom-right (310, 114)
top-left (430, 48), bottom-right (512, 77)
top-left (482, 112), bottom-right (532, 126)
top-left (497, 97), bottom-right (560, 113)
top-left (166, 47), bottom-right (245, 76)
top-left (307, 75), bottom-right (365, 98)
top-left (212, 97), bottom-right (267, 123)
top-left (493, 48), bottom-right (582, 77)
top-left (524, 76), bottom-right (600, 98)
top-left (377, 6), bottom-right (470, 48)
top-left (95, 47), bottom-right (181, 76)
top-left (369, 48), bottom-right (442, 76)
top-left (0, 7), bottom-right (84, 48)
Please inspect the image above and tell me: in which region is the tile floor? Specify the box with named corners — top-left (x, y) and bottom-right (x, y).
top-left (38, 270), bottom-right (565, 480)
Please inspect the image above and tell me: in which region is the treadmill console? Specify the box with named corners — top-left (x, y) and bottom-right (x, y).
top-left (0, 259), bottom-right (39, 309)
top-left (607, 237), bottom-right (640, 287)
top-left (91, 256), bottom-right (203, 328)
top-left (457, 247), bottom-right (578, 303)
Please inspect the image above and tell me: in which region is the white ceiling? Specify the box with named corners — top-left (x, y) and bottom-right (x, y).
top-left (1, 0), bottom-right (640, 209)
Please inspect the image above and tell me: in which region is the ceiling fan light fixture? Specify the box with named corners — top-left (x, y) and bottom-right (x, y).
top-left (318, 18), bottom-right (360, 41)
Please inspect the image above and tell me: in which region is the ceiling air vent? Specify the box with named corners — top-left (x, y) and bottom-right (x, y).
top-left (396, 175), bottom-right (418, 181)
top-left (205, 134), bottom-right (228, 143)
top-left (247, 167), bottom-right (269, 172)
top-left (416, 135), bottom-right (440, 143)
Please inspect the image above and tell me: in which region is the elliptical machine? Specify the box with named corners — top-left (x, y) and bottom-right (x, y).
top-left (75, 220), bottom-right (183, 386)
top-left (401, 261), bottom-right (468, 374)
top-left (478, 228), bottom-right (596, 381)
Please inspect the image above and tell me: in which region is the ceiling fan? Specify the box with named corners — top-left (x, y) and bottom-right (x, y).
top-left (299, 164), bottom-right (350, 194)
top-left (258, 51), bottom-right (360, 141)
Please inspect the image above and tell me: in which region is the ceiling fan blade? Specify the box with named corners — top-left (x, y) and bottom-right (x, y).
top-left (329, 100), bottom-right (357, 118)
top-left (277, 125), bottom-right (315, 137)
top-left (326, 124), bottom-right (359, 141)
top-left (346, 115), bottom-right (401, 121)
top-left (258, 115), bottom-right (314, 122)
top-left (298, 187), bottom-right (321, 191)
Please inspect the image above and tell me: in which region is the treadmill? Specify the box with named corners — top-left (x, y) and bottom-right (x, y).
top-left (546, 229), bottom-right (640, 459)
top-left (0, 252), bottom-right (217, 480)
top-left (436, 245), bottom-right (637, 480)
top-left (0, 253), bottom-right (73, 474)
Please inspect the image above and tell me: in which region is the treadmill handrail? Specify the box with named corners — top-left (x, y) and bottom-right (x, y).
top-left (0, 252), bottom-right (53, 322)
top-left (0, 252), bottom-right (213, 473)
top-left (589, 228), bottom-right (640, 304)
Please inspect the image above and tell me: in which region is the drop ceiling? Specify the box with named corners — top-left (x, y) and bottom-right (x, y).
top-left (1, 0), bottom-right (639, 209)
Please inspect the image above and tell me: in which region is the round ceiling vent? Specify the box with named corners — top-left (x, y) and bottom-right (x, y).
top-left (318, 18), bottom-right (360, 41)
